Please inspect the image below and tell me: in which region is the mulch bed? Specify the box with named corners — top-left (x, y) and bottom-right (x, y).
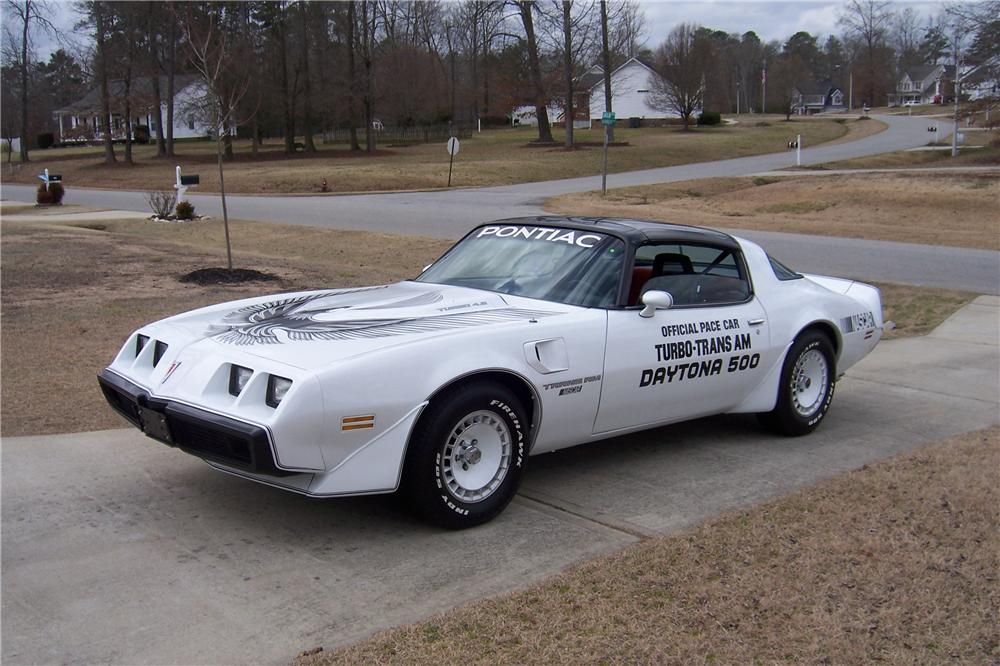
top-left (178, 267), bottom-right (279, 285)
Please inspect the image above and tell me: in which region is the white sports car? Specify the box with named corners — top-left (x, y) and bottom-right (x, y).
top-left (99, 217), bottom-right (885, 528)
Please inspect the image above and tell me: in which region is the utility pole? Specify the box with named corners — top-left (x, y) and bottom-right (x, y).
top-left (951, 36), bottom-right (961, 157)
top-left (761, 60), bottom-right (767, 114)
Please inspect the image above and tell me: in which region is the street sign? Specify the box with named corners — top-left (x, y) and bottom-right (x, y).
top-left (446, 137), bottom-right (460, 187)
top-left (601, 111), bottom-right (616, 126)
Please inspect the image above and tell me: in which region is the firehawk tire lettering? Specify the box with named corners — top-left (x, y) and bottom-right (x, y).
top-left (403, 384), bottom-right (528, 529)
top-left (757, 332), bottom-right (836, 436)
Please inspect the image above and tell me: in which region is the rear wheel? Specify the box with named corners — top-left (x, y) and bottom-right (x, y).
top-left (758, 330), bottom-right (836, 436)
top-left (402, 382), bottom-right (528, 529)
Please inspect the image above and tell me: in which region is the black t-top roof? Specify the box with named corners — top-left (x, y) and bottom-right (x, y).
top-left (486, 215), bottom-right (740, 250)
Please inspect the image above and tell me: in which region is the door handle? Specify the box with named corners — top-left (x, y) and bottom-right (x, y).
top-left (748, 318), bottom-right (766, 326)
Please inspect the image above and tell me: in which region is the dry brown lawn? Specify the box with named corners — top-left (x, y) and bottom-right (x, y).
top-left (0, 216), bottom-right (450, 436)
top-left (3, 117), bottom-right (861, 195)
top-left (298, 427), bottom-right (1000, 665)
top-left (810, 130), bottom-right (1000, 169)
top-left (0, 212), bottom-right (973, 437)
top-left (546, 172), bottom-right (1000, 250)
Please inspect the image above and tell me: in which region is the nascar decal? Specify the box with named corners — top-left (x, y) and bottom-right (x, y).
top-left (477, 225), bottom-right (605, 248)
top-left (640, 317), bottom-right (758, 386)
top-left (210, 289), bottom-right (560, 345)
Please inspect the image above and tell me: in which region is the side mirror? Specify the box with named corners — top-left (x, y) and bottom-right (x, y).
top-left (639, 290), bottom-right (673, 318)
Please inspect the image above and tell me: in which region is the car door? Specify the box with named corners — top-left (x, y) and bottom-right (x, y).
top-left (594, 242), bottom-right (774, 434)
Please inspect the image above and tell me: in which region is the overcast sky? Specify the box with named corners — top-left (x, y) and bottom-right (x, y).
top-left (20, 0), bottom-right (949, 61)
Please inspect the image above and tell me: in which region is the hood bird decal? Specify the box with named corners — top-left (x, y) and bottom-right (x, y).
top-left (208, 286), bottom-right (558, 345)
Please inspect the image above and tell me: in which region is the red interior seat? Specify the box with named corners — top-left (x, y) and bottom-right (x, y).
top-left (628, 266), bottom-right (653, 305)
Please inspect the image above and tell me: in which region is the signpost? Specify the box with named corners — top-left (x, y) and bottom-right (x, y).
top-left (601, 111), bottom-right (615, 196)
top-left (796, 134), bottom-right (802, 166)
top-left (446, 137), bottom-right (460, 187)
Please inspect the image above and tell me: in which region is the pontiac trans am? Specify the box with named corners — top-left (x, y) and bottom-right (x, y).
top-left (98, 217), bottom-right (885, 528)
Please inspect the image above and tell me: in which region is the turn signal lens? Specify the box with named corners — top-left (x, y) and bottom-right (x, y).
top-left (136, 334), bottom-right (150, 357)
top-left (229, 365), bottom-right (253, 396)
top-left (266, 375), bottom-right (292, 408)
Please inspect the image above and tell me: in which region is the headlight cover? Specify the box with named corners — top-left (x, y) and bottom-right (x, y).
top-left (229, 364), bottom-right (253, 396)
top-left (266, 375), bottom-right (292, 408)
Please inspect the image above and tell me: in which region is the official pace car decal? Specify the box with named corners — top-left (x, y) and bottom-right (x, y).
top-left (208, 288), bottom-right (559, 345)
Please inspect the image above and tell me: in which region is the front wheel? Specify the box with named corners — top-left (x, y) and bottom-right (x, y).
top-left (758, 331), bottom-right (836, 436)
top-left (402, 382), bottom-right (529, 529)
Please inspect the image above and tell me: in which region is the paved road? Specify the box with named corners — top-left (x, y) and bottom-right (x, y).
top-left (3, 114), bottom-right (997, 294)
top-left (3, 296), bottom-right (998, 665)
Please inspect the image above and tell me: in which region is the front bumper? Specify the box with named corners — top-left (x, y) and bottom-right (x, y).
top-left (97, 369), bottom-right (293, 476)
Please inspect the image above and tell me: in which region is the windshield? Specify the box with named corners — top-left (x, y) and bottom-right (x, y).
top-left (416, 224), bottom-right (626, 308)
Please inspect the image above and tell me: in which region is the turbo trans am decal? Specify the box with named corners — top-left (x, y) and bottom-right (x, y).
top-left (209, 287), bottom-right (559, 345)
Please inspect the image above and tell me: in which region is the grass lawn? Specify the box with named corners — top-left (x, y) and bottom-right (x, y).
top-left (0, 209), bottom-right (974, 437)
top-left (545, 172), bottom-right (1000, 250)
top-left (1, 116), bottom-right (876, 195)
top-left (804, 127), bottom-right (1000, 170)
top-left (298, 426), bottom-right (999, 665)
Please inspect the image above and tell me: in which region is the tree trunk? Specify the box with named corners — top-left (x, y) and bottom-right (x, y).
top-left (519, 2), bottom-right (553, 143)
top-left (123, 78), bottom-right (133, 164)
top-left (300, 1), bottom-right (316, 152)
top-left (562, 1), bottom-right (574, 149)
top-left (151, 73), bottom-right (165, 156)
top-left (361, 0), bottom-right (376, 153)
top-left (251, 117), bottom-right (259, 154)
top-left (600, 0), bottom-right (614, 140)
top-left (224, 120), bottom-right (233, 158)
top-left (278, 16), bottom-right (295, 153)
top-left (95, 3), bottom-right (116, 165)
top-left (217, 137), bottom-right (233, 270)
top-left (347, 1), bottom-right (360, 150)
top-left (166, 4), bottom-right (175, 157)
top-left (19, 0), bottom-right (30, 162)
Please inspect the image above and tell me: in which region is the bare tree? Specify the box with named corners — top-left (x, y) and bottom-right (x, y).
top-left (542, 0), bottom-right (597, 148)
top-left (299, 0), bottom-right (316, 152)
top-left (599, 0), bottom-right (613, 139)
top-left (5, 0), bottom-right (55, 162)
top-left (839, 0), bottom-right (893, 107)
top-left (647, 23), bottom-right (710, 129)
top-left (606, 0), bottom-right (644, 65)
top-left (180, 4), bottom-right (258, 271)
top-left (513, 0), bottom-right (553, 142)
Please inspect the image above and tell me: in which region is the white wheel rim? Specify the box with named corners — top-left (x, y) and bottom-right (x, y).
top-left (791, 349), bottom-right (829, 417)
top-left (441, 410), bottom-right (511, 503)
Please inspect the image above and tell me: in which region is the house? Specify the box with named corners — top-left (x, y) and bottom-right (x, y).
top-left (964, 57), bottom-right (1000, 102)
top-left (586, 57), bottom-right (694, 122)
top-left (791, 81), bottom-right (846, 114)
top-left (513, 66), bottom-right (604, 129)
top-left (53, 75), bottom-right (217, 143)
top-left (889, 65), bottom-right (955, 106)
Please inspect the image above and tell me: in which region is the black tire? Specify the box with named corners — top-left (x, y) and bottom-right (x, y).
top-left (758, 330), bottom-right (836, 437)
top-left (402, 382), bottom-right (529, 529)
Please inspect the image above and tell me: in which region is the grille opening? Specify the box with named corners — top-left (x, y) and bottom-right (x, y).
top-left (101, 384), bottom-right (140, 426)
top-left (168, 417), bottom-right (253, 465)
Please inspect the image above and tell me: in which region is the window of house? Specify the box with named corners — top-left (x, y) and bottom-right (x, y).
top-left (188, 117), bottom-right (195, 130)
top-left (637, 89), bottom-right (649, 93)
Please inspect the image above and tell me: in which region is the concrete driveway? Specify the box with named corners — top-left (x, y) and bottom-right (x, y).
top-left (3, 296), bottom-right (997, 665)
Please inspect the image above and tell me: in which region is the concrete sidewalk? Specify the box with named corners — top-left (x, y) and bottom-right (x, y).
top-left (2, 298), bottom-right (997, 665)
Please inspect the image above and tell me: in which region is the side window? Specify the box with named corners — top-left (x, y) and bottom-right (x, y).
top-left (628, 243), bottom-right (751, 307)
top-left (768, 254), bottom-right (803, 281)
